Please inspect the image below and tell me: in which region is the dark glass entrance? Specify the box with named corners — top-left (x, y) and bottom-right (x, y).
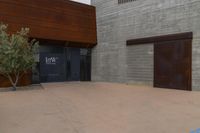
top-left (40, 53), bottom-right (66, 82)
top-left (35, 41), bottom-right (91, 83)
top-left (66, 48), bottom-right (80, 81)
top-left (80, 49), bottom-right (91, 81)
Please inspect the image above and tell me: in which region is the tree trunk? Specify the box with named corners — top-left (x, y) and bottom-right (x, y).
top-left (7, 73), bottom-right (20, 91)
top-left (12, 85), bottom-right (17, 91)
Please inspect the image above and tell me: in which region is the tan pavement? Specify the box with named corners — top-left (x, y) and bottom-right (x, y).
top-left (0, 82), bottom-right (200, 133)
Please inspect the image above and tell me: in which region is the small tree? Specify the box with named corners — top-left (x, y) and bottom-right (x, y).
top-left (0, 23), bottom-right (39, 91)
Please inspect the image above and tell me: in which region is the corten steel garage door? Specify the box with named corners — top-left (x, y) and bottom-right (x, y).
top-left (127, 32), bottom-right (193, 91)
top-left (154, 39), bottom-right (192, 91)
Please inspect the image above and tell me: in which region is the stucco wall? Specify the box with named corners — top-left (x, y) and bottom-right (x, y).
top-left (91, 0), bottom-right (200, 90)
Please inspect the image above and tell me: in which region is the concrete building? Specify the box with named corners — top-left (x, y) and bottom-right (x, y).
top-left (1, 0), bottom-right (200, 91)
top-left (91, 0), bottom-right (200, 91)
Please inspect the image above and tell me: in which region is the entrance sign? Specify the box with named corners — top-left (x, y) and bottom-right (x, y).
top-left (40, 53), bottom-right (65, 82)
top-left (45, 57), bottom-right (58, 65)
top-left (39, 47), bottom-right (91, 83)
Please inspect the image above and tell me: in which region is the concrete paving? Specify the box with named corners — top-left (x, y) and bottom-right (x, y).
top-left (0, 82), bottom-right (200, 133)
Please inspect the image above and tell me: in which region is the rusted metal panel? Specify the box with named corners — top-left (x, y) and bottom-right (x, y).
top-left (127, 32), bottom-right (193, 45)
top-left (154, 39), bottom-right (192, 91)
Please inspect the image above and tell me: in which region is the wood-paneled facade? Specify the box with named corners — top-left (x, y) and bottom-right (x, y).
top-left (0, 0), bottom-right (97, 87)
top-left (0, 0), bottom-right (97, 45)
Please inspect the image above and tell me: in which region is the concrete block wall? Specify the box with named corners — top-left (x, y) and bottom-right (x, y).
top-left (91, 0), bottom-right (200, 90)
top-left (127, 44), bottom-right (154, 85)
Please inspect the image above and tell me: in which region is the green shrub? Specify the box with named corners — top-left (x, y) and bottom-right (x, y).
top-left (0, 23), bottom-right (39, 91)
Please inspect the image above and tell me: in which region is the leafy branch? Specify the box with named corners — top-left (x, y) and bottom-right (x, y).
top-left (0, 23), bottom-right (39, 91)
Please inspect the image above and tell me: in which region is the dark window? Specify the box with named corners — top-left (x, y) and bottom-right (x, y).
top-left (118, 0), bottom-right (136, 4)
top-left (80, 49), bottom-right (91, 81)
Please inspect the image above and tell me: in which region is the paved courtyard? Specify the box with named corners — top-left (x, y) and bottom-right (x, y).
top-left (0, 82), bottom-right (200, 133)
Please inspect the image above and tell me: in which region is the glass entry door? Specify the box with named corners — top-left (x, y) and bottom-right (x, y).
top-left (80, 49), bottom-right (91, 81)
top-left (40, 53), bottom-right (66, 83)
top-left (66, 48), bottom-right (80, 81)
top-left (39, 45), bottom-right (91, 83)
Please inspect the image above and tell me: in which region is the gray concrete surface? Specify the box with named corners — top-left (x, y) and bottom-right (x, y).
top-left (0, 82), bottom-right (200, 133)
top-left (91, 0), bottom-right (200, 90)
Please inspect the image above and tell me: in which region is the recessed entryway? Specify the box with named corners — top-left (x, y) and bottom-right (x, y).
top-left (32, 39), bottom-right (91, 84)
